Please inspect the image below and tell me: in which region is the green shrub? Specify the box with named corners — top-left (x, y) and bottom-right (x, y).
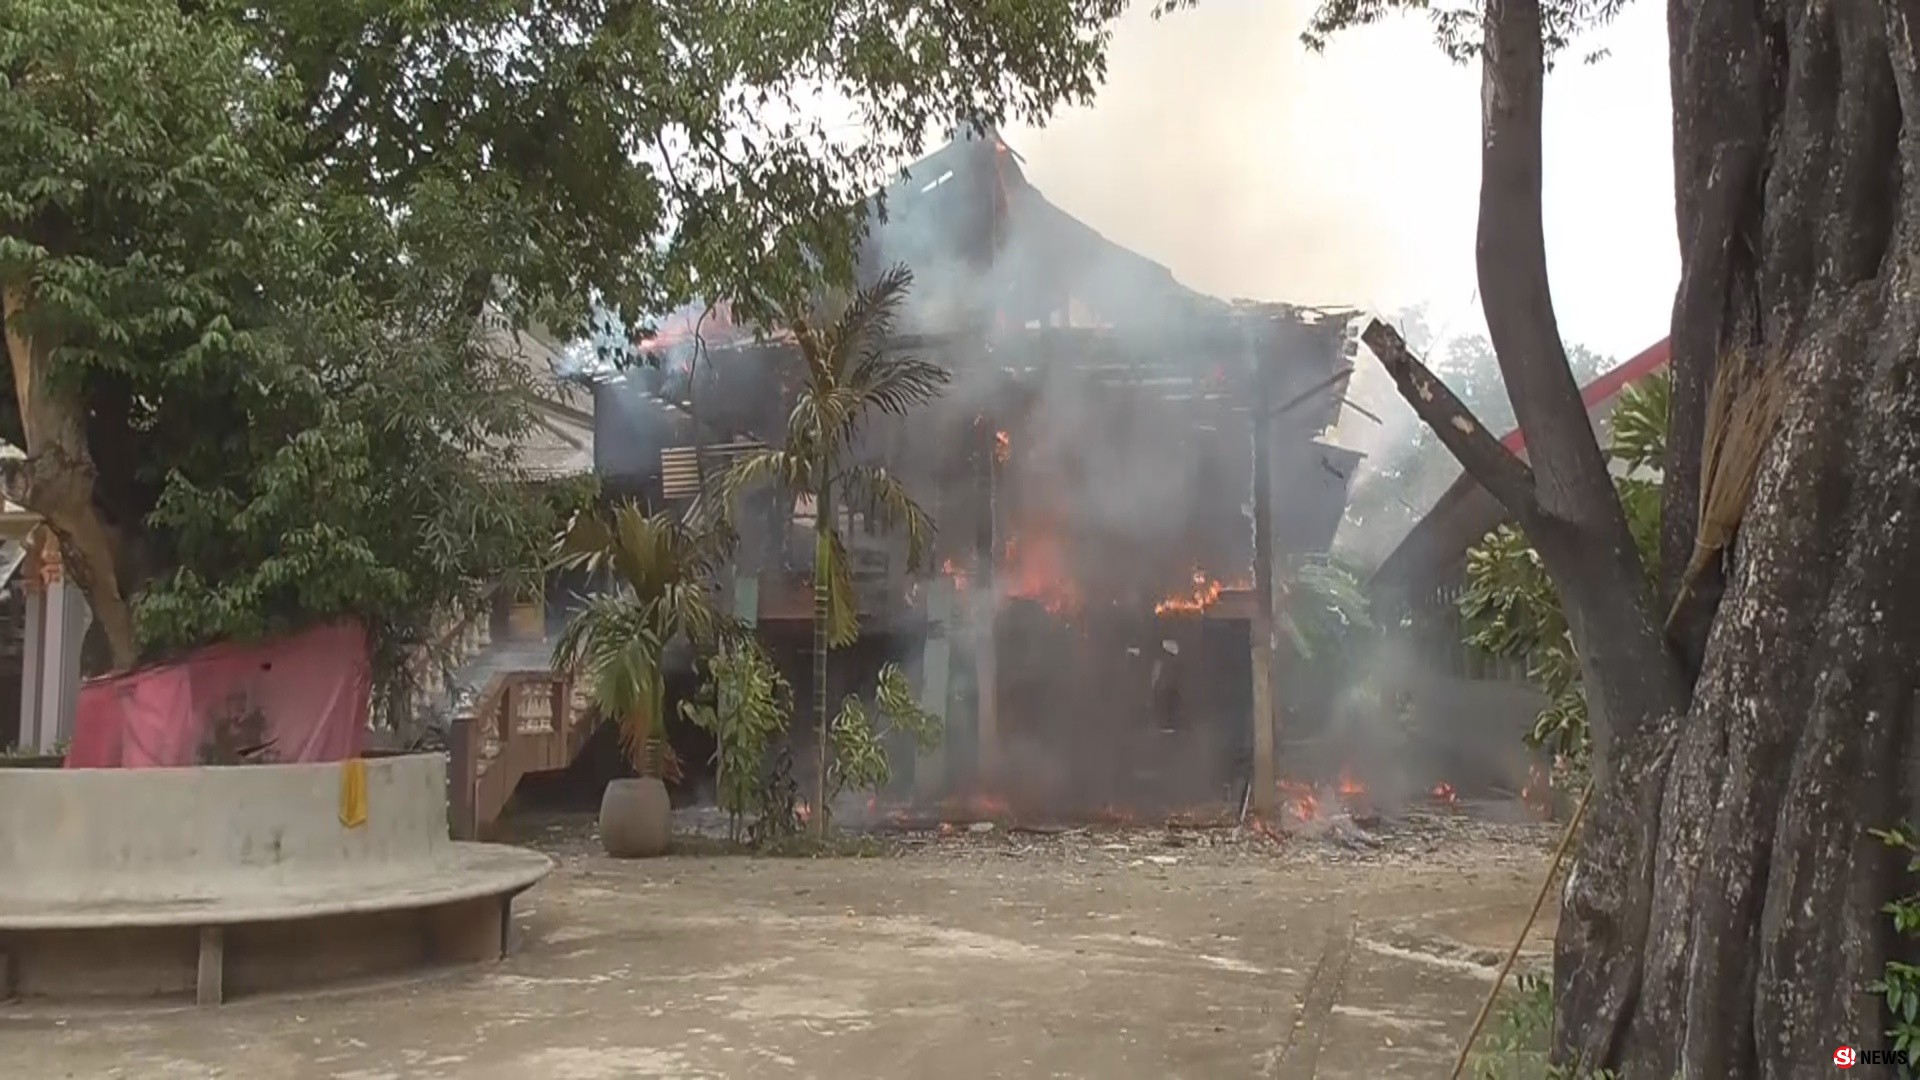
top-left (1871, 824), bottom-right (1920, 1075)
top-left (681, 643), bottom-right (794, 843)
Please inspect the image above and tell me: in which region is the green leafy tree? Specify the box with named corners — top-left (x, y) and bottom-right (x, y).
top-left (822, 662), bottom-right (941, 822)
top-left (680, 641), bottom-right (795, 842)
top-left (1457, 372), bottom-right (1668, 775)
top-left (2, 0), bottom-right (299, 667)
top-left (551, 504), bottom-right (740, 775)
top-left (717, 265), bottom-right (948, 837)
top-left (2, 0), bottom-right (1127, 688)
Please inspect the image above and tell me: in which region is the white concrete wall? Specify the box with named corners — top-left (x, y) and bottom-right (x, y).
top-left (0, 754), bottom-right (449, 899)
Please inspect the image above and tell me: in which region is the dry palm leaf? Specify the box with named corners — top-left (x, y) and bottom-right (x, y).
top-left (1665, 345), bottom-right (1789, 632)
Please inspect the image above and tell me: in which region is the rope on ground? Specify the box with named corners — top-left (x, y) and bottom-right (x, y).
top-left (1447, 779), bottom-right (1595, 1080)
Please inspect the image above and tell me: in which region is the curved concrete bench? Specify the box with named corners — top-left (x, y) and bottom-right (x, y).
top-left (0, 753), bottom-right (551, 1005)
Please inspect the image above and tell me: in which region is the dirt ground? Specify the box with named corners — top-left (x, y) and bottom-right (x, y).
top-left (3, 811), bottom-right (1558, 1080)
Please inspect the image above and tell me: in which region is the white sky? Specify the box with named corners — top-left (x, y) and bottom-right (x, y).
top-left (1001, 0), bottom-right (1677, 361)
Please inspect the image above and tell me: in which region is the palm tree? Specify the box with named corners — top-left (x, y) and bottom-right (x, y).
top-left (716, 264), bottom-right (949, 836)
top-left (551, 503), bottom-right (740, 775)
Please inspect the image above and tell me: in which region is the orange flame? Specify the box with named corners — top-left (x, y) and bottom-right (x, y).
top-left (1154, 569), bottom-right (1250, 615)
top-left (993, 429), bottom-right (1011, 464)
top-left (1278, 780), bottom-right (1322, 823)
top-left (1431, 781), bottom-right (1459, 809)
top-left (1337, 768), bottom-right (1367, 800)
top-left (1005, 532), bottom-right (1079, 615)
top-left (940, 557), bottom-right (972, 593)
top-left (796, 801), bottom-right (813, 825)
top-left (940, 791), bottom-right (1013, 822)
top-left (1521, 763), bottom-right (1552, 816)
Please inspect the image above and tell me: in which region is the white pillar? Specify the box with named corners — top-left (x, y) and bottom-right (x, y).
top-left (18, 583), bottom-right (44, 751)
top-left (39, 578), bottom-right (81, 750)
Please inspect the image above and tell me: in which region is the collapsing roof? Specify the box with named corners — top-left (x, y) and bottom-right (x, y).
top-left (858, 131), bottom-right (1227, 334)
top-left (637, 130), bottom-right (1345, 354)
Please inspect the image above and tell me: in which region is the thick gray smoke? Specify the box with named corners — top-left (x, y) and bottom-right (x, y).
top-left (791, 135), bottom-right (1374, 819)
top-left (586, 128), bottom-right (1546, 824)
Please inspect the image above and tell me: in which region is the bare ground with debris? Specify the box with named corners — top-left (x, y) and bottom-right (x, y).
top-left (3, 811), bottom-right (1558, 1079)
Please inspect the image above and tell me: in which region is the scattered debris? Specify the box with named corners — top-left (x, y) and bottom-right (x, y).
top-left (644, 799), bottom-right (1555, 871)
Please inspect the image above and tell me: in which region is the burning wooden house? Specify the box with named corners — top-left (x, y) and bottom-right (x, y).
top-left (594, 132), bottom-right (1363, 820)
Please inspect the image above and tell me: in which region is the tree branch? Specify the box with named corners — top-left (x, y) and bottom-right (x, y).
top-left (1475, 0), bottom-right (1626, 529)
top-left (1361, 319), bottom-right (1542, 523)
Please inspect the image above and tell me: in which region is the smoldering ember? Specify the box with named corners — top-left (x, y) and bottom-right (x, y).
top-left (4, 2), bottom-right (1910, 1078)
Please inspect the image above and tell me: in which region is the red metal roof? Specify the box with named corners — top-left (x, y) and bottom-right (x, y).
top-left (1367, 336), bottom-right (1674, 597)
top-left (1497, 337), bottom-right (1673, 455)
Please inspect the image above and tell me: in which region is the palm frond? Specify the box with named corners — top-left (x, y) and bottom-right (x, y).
top-left (1609, 369), bottom-right (1670, 475)
top-left (787, 382), bottom-right (862, 459)
top-left (681, 503), bottom-right (740, 564)
top-left (551, 508), bottom-right (619, 573)
top-left (549, 499), bottom-right (736, 770)
top-left (840, 463), bottom-right (936, 572)
top-left (793, 316), bottom-right (832, 387)
top-left (823, 525), bottom-right (860, 648)
top-left (551, 594), bottom-right (667, 753)
top-left (609, 503), bottom-right (671, 591)
top-left (719, 448), bottom-right (811, 506)
top-left (822, 264), bottom-right (914, 379)
top-left (844, 352), bottom-right (952, 419)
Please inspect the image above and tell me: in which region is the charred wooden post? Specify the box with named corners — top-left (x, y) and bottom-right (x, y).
top-left (1247, 339), bottom-right (1279, 816)
top-left (973, 415), bottom-right (1000, 785)
top-left (446, 709), bottom-right (478, 841)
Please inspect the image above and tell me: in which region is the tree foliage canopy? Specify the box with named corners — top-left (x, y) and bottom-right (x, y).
top-left (1, 0), bottom-right (1125, 677)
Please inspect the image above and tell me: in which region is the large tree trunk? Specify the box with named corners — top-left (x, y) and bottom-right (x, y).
top-left (1, 286), bottom-right (141, 671)
top-left (1557, 0), bottom-right (1919, 1070)
top-left (1365, 0), bottom-right (1920, 1071)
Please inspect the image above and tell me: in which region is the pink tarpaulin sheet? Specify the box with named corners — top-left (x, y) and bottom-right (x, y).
top-left (65, 621), bottom-right (371, 769)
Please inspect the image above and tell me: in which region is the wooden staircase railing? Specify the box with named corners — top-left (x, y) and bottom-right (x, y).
top-left (448, 671), bottom-right (594, 840)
